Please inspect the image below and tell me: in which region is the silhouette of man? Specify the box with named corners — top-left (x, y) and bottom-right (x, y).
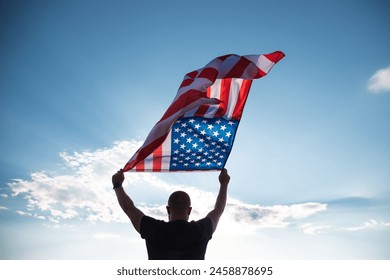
top-left (112, 168), bottom-right (230, 260)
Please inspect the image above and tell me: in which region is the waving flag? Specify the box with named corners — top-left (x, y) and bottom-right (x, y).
top-left (123, 51), bottom-right (285, 172)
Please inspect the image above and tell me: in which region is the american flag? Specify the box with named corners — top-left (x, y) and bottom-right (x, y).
top-left (123, 51), bottom-right (285, 172)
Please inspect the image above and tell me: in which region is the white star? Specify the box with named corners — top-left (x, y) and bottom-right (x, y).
top-left (180, 132), bottom-right (186, 138)
top-left (213, 131), bottom-right (219, 137)
top-left (200, 130), bottom-right (206, 135)
top-left (215, 119), bottom-right (221, 124)
top-left (225, 131), bottom-right (232, 137)
top-left (186, 138), bottom-right (193, 143)
top-left (220, 125), bottom-right (227, 131)
top-left (181, 123), bottom-right (187, 128)
top-left (228, 121), bottom-right (234, 126)
top-left (174, 128), bottom-right (180, 133)
top-left (207, 124), bottom-right (214, 130)
top-left (174, 138), bottom-right (180, 144)
top-left (218, 137), bottom-right (224, 142)
top-left (192, 143), bottom-right (198, 148)
top-left (180, 144), bottom-right (186, 149)
top-left (194, 124), bottom-right (201, 129)
top-left (189, 119), bottom-right (195, 123)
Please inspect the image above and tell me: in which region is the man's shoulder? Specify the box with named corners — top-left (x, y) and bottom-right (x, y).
top-left (140, 216), bottom-right (166, 238)
top-left (192, 217), bottom-right (213, 236)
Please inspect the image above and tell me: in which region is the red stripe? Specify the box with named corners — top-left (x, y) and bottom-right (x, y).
top-left (197, 67), bottom-right (218, 81)
top-left (135, 160), bottom-right (144, 172)
top-left (159, 89), bottom-right (207, 121)
top-left (264, 51), bottom-right (285, 63)
top-left (194, 86), bottom-right (211, 117)
top-left (180, 78), bottom-right (194, 88)
top-left (152, 144), bottom-right (163, 171)
top-left (232, 79), bottom-right (252, 119)
top-left (225, 57), bottom-right (250, 78)
top-left (214, 78), bottom-right (231, 117)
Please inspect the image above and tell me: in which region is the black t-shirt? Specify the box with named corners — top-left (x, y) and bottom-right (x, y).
top-left (140, 216), bottom-right (213, 260)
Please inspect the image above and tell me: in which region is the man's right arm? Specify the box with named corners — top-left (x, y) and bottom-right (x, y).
top-left (112, 170), bottom-right (145, 234)
top-left (206, 168), bottom-right (230, 233)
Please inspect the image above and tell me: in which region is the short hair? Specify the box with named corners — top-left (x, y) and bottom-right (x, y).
top-left (168, 191), bottom-right (191, 212)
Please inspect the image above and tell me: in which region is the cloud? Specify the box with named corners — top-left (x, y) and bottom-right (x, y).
top-left (7, 140), bottom-right (327, 231)
top-left (299, 223), bottom-right (331, 235)
top-left (343, 219), bottom-right (390, 232)
top-left (16, 210), bottom-right (32, 217)
top-left (225, 201), bottom-right (327, 229)
top-left (367, 66), bottom-right (390, 93)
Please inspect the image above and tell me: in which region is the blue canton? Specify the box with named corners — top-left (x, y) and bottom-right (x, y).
top-left (170, 117), bottom-right (238, 171)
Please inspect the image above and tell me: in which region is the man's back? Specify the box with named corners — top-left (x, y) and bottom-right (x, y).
top-left (140, 216), bottom-right (213, 260)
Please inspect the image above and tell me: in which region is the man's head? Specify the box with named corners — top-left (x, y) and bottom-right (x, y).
top-left (166, 191), bottom-right (192, 221)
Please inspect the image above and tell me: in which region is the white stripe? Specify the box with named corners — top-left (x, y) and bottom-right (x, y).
top-left (161, 130), bottom-right (172, 171)
top-left (224, 78), bottom-right (243, 119)
top-left (204, 79), bottom-right (222, 118)
top-left (176, 76), bottom-right (214, 98)
top-left (143, 152), bottom-right (154, 171)
top-left (244, 54), bottom-right (275, 74)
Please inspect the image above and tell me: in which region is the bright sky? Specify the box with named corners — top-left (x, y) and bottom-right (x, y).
top-left (1, 0), bottom-right (389, 260)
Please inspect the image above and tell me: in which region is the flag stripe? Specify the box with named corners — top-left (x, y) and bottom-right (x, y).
top-left (214, 78), bottom-right (232, 118)
top-left (232, 79), bottom-right (252, 119)
top-left (224, 78), bottom-right (242, 119)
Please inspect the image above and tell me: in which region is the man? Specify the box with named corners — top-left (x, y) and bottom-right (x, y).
top-left (112, 168), bottom-right (230, 260)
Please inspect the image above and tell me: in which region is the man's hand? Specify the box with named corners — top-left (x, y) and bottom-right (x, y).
top-left (219, 168), bottom-right (230, 186)
top-left (112, 169), bottom-right (125, 188)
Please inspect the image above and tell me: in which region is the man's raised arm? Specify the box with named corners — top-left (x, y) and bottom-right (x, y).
top-left (206, 168), bottom-right (230, 232)
top-left (112, 169), bottom-right (145, 233)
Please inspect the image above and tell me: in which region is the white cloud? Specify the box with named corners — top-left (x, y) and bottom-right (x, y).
top-left (16, 210), bottom-right (32, 217)
top-left (367, 66), bottom-right (390, 93)
top-left (300, 223), bottom-right (331, 235)
top-left (0, 205), bottom-right (9, 210)
top-left (7, 140), bottom-right (327, 232)
top-left (343, 219), bottom-right (390, 232)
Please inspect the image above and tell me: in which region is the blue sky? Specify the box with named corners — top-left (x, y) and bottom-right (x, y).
top-left (0, 0), bottom-right (389, 259)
